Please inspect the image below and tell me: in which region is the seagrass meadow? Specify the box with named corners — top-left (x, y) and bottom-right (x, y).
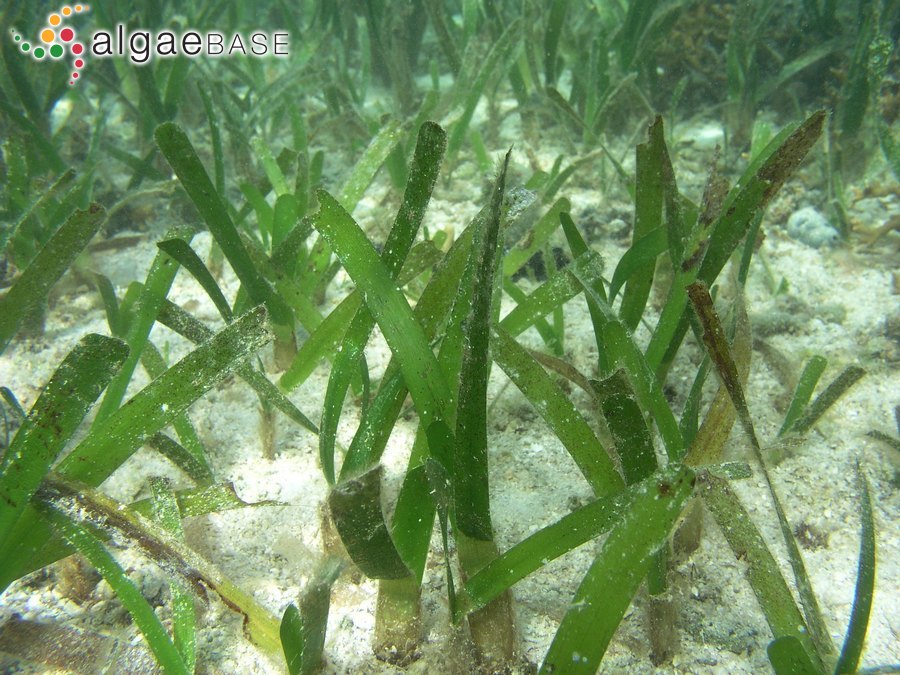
top-left (0, 0), bottom-right (898, 673)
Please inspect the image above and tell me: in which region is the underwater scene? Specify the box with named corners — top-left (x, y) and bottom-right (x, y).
top-left (0, 0), bottom-right (898, 673)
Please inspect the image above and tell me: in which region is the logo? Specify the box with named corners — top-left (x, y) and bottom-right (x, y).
top-left (10, 7), bottom-right (289, 87)
top-left (10, 5), bottom-right (90, 86)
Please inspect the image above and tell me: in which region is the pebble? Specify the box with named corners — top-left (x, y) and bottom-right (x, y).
top-left (786, 206), bottom-right (839, 247)
top-left (680, 122), bottom-right (725, 150)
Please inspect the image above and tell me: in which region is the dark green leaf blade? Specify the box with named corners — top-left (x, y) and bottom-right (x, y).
top-left (0, 334), bottom-right (128, 554)
top-left (645, 110), bottom-right (827, 378)
top-left (0, 204), bottom-right (106, 353)
top-left (601, 320), bottom-right (684, 461)
top-left (281, 557), bottom-right (344, 675)
top-left (156, 300), bottom-right (317, 434)
top-left (58, 306), bottom-right (272, 485)
top-left (318, 121), bottom-right (446, 484)
top-left (701, 473), bottom-right (823, 671)
top-left (455, 151), bottom-right (510, 540)
top-left (559, 212), bottom-right (609, 373)
top-left (149, 478), bottom-right (195, 673)
top-left (463, 481), bottom-right (638, 613)
top-left (311, 190), bottom-right (450, 429)
top-left (620, 117), bottom-right (664, 330)
top-left (834, 465), bottom-right (876, 674)
top-left (145, 433), bottom-right (214, 485)
top-left (38, 503), bottom-right (188, 674)
top-left (281, 605), bottom-right (305, 675)
top-left (593, 370), bottom-right (657, 485)
top-left (609, 227), bottom-right (667, 302)
top-left (328, 466), bottom-right (410, 579)
top-left (767, 635), bottom-right (820, 675)
top-left (688, 281), bottom-right (833, 661)
top-left (778, 356), bottom-right (827, 437)
top-left (338, 230), bottom-right (475, 482)
top-left (539, 466), bottom-right (695, 674)
top-left (499, 251), bottom-right (605, 339)
top-left (94, 232), bottom-right (192, 424)
top-left (1, 308), bottom-right (272, 590)
top-left (786, 365), bottom-right (865, 437)
top-left (157, 238), bottom-right (233, 322)
top-left (154, 122), bottom-right (293, 328)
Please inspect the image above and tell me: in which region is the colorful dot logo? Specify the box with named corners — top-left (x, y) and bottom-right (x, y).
top-left (10, 5), bottom-right (90, 85)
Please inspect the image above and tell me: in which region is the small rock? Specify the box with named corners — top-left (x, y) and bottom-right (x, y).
top-left (608, 218), bottom-right (629, 238)
top-left (681, 122), bottom-right (725, 150)
top-left (786, 206), bottom-right (839, 248)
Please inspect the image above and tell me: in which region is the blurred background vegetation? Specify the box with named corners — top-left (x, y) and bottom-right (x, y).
top-left (1, 0), bottom-right (896, 273)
